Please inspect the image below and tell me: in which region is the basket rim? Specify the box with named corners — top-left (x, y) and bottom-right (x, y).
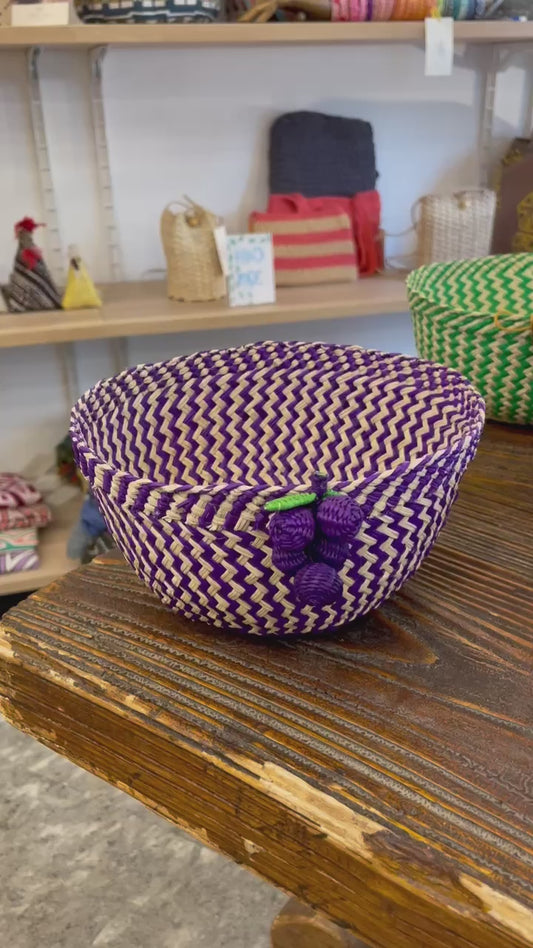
top-left (407, 253), bottom-right (533, 328)
top-left (70, 341), bottom-right (485, 530)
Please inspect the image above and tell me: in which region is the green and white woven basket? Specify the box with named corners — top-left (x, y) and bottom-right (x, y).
top-left (407, 254), bottom-right (533, 425)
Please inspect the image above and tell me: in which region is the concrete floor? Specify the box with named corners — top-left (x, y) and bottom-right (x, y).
top-left (0, 716), bottom-right (285, 948)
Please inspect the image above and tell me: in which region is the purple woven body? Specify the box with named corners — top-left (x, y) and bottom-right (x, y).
top-left (71, 342), bottom-right (485, 637)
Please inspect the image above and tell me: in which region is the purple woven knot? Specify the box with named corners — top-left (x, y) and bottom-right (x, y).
top-left (268, 507), bottom-right (315, 553)
top-left (313, 536), bottom-right (349, 570)
top-left (294, 562), bottom-right (342, 608)
top-left (316, 494), bottom-right (362, 542)
top-left (272, 548), bottom-right (308, 577)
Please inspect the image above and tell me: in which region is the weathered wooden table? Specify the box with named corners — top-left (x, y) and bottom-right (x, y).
top-left (1, 423), bottom-right (532, 948)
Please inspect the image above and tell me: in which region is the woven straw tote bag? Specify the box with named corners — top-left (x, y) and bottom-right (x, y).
top-left (415, 190), bottom-right (496, 267)
top-left (161, 200), bottom-right (225, 302)
top-left (408, 254), bottom-right (533, 425)
top-left (71, 341), bottom-right (484, 638)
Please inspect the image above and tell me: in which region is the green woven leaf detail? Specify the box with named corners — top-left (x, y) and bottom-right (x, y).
top-left (325, 490), bottom-right (343, 498)
top-left (264, 492), bottom-right (316, 513)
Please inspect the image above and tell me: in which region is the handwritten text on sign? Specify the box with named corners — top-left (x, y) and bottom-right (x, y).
top-left (227, 234), bottom-right (276, 308)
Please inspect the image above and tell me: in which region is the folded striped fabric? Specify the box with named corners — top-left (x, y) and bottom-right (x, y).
top-left (0, 527), bottom-right (38, 554)
top-left (250, 196), bottom-right (358, 286)
top-left (267, 191), bottom-right (383, 277)
top-left (0, 549), bottom-right (39, 575)
top-left (0, 502), bottom-right (51, 531)
top-left (0, 473), bottom-right (42, 508)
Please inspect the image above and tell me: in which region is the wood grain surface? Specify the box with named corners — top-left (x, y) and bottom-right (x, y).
top-left (2, 21), bottom-right (533, 49)
top-left (272, 898), bottom-right (365, 947)
top-left (1, 423), bottom-right (532, 948)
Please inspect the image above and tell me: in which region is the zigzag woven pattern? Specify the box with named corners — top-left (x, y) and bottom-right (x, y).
top-left (70, 342), bottom-right (484, 637)
top-left (408, 254), bottom-right (533, 425)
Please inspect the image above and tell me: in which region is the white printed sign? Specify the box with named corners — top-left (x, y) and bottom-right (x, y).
top-left (227, 234), bottom-right (276, 308)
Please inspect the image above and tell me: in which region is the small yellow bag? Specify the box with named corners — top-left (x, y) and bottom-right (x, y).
top-left (62, 247), bottom-right (102, 310)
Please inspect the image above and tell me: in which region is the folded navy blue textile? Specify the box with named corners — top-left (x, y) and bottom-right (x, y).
top-left (269, 111), bottom-right (378, 199)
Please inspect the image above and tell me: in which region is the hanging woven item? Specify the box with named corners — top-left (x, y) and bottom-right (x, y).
top-left (1, 218), bottom-right (62, 313)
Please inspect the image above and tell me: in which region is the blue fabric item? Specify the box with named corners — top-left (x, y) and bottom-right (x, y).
top-left (81, 494), bottom-right (107, 538)
top-left (67, 520), bottom-right (91, 560)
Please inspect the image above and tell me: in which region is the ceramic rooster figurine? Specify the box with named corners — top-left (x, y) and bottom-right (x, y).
top-left (1, 217), bottom-right (62, 313)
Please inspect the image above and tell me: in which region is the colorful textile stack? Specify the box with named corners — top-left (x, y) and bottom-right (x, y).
top-left (329, 0), bottom-right (488, 17)
top-left (251, 111), bottom-right (383, 284)
top-left (0, 474), bottom-right (52, 577)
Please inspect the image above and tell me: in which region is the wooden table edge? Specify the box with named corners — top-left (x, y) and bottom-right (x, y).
top-left (1, 589), bottom-right (532, 948)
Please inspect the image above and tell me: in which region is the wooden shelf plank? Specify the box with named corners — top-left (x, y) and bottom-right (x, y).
top-left (0, 276), bottom-right (408, 348)
top-left (0, 21), bottom-right (532, 49)
top-left (0, 498), bottom-right (80, 597)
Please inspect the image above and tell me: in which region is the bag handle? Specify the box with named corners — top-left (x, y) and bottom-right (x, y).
top-left (493, 310), bottom-right (533, 334)
top-left (239, 0), bottom-right (278, 21)
top-left (163, 196), bottom-right (207, 227)
top-left (383, 188), bottom-right (495, 271)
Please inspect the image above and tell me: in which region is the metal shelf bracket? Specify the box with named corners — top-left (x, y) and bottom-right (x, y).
top-left (89, 46), bottom-right (127, 375)
top-left (27, 46), bottom-right (65, 287)
top-left (27, 46), bottom-right (80, 411)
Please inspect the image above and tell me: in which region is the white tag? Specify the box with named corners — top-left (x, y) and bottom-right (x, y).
top-left (425, 17), bottom-right (454, 77)
top-left (10, 1), bottom-right (70, 25)
top-left (213, 225), bottom-right (229, 277)
top-left (227, 234), bottom-right (276, 308)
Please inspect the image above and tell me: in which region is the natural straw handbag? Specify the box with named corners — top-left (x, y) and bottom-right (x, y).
top-left (161, 198), bottom-right (225, 302)
top-left (415, 190), bottom-right (496, 267)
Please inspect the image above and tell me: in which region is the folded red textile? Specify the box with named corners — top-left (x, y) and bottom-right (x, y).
top-left (268, 191), bottom-right (383, 276)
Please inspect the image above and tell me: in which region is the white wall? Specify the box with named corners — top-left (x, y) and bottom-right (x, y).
top-left (0, 42), bottom-right (529, 470)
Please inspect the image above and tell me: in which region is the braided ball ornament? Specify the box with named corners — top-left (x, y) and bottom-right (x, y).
top-left (316, 493), bottom-right (362, 542)
top-left (294, 562), bottom-right (343, 608)
top-left (266, 476), bottom-right (362, 609)
top-left (272, 548), bottom-right (308, 576)
top-left (268, 507), bottom-right (315, 552)
top-left (312, 535), bottom-right (350, 570)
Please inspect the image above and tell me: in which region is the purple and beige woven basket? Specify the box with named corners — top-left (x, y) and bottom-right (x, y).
top-left (71, 342), bottom-right (485, 637)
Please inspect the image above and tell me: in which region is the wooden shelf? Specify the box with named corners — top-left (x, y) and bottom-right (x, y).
top-left (0, 498), bottom-right (80, 597)
top-left (0, 21), bottom-right (533, 50)
top-left (0, 276), bottom-right (408, 348)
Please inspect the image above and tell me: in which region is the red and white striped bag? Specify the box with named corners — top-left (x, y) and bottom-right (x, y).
top-left (249, 195), bottom-right (358, 286)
